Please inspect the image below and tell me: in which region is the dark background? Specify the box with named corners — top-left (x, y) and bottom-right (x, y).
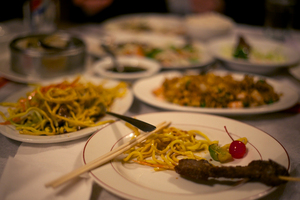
top-left (0, 0), bottom-right (299, 29)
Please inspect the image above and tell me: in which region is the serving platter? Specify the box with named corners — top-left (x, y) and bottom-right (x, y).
top-left (0, 75), bottom-right (133, 143)
top-left (132, 70), bottom-right (298, 116)
top-left (84, 33), bottom-right (215, 70)
top-left (207, 35), bottom-right (299, 74)
top-left (83, 112), bottom-right (289, 200)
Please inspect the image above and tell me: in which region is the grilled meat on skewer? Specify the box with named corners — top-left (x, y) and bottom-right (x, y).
top-left (174, 159), bottom-right (289, 186)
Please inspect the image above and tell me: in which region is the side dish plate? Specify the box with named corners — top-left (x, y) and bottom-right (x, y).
top-left (207, 36), bottom-right (299, 74)
top-left (91, 56), bottom-right (161, 81)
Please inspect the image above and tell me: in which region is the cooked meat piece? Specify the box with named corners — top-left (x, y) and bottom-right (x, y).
top-left (174, 159), bottom-right (289, 186)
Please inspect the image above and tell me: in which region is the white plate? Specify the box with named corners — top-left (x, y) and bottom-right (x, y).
top-left (92, 56), bottom-right (161, 81)
top-left (289, 64), bottom-right (300, 81)
top-left (83, 112), bottom-right (290, 200)
top-left (102, 13), bottom-right (185, 36)
top-left (84, 33), bottom-right (215, 70)
top-left (132, 70), bottom-right (298, 115)
top-left (0, 75), bottom-right (133, 143)
top-left (207, 36), bottom-right (300, 74)
top-left (0, 52), bottom-right (93, 84)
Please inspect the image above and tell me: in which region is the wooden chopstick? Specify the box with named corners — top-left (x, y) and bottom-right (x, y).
top-left (45, 121), bottom-right (171, 188)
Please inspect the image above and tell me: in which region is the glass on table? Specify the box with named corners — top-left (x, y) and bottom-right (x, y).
top-left (264, 0), bottom-right (296, 41)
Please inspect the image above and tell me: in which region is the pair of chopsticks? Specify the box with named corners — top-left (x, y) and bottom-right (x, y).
top-left (45, 121), bottom-right (171, 188)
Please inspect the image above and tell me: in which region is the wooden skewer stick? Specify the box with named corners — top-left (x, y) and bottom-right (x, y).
top-left (45, 121), bottom-right (171, 188)
top-left (279, 176), bottom-right (300, 182)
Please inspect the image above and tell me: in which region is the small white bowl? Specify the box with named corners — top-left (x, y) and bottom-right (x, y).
top-left (185, 12), bottom-right (235, 41)
top-left (92, 56), bottom-right (161, 81)
top-left (207, 35), bottom-right (300, 74)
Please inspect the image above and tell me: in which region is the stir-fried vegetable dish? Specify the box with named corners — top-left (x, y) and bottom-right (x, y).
top-left (104, 41), bottom-right (202, 67)
top-left (153, 73), bottom-right (281, 108)
top-left (0, 77), bottom-right (127, 136)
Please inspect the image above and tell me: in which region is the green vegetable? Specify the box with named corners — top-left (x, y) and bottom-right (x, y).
top-left (209, 143), bottom-right (232, 163)
top-left (233, 47), bottom-right (249, 59)
top-left (145, 48), bottom-right (162, 58)
top-left (233, 36), bottom-right (251, 60)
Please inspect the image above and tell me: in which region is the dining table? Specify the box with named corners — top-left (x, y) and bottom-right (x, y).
top-left (0, 18), bottom-right (300, 200)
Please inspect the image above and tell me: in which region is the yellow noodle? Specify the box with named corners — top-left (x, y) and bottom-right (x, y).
top-left (123, 125), bottom-right (213, 170)
top-left (0, 76), bottom-right (127, 136)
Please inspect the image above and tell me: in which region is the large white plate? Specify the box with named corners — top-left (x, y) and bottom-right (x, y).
top-left (0, 75), bottom-right (133, 143)
top-left (84, 33), bottom-right (215, 70)
top-left (83, 112), bottom-right (290, 200)
top-left (207, 35), bottom-right (300, 74)
top-left (132, 70), bottom-right (299, 115)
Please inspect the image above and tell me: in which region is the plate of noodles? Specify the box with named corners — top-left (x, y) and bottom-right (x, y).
top-left (83, 112), bottom-right (290, 200)
top-left (0, 75), bottom-right (133, 143)
top-left (132, 70), bottom-right (298, 115)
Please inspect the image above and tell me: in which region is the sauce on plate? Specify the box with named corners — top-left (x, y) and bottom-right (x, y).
top-left (107, 66), bottom-right (146, 73)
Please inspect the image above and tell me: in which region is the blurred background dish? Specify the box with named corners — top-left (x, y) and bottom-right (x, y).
top-left (184, 12), bottom-right (235, 41)
top-left (9, 32), bottom-right (87, 79)
top-left (0, 23), bottom-right (15, 55)
top-left (0, 51), bottom-right (92, 84)
top-left (92, 56), bottom-right (161, 81)
top-left (101, 13), bottom-right (186, 36)
top-left (84, 32), bottom-right (215, 70)
top-left (207, 35), bottom-right (300, 74)
top-left (289, 64), bottom-right (300, 81)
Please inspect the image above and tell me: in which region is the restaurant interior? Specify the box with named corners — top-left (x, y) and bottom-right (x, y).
top-left (0, 0), bottom-right (300, 200)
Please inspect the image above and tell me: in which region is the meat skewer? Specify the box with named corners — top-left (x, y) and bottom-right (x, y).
top-left (174, 159), bottom-right (290, 186)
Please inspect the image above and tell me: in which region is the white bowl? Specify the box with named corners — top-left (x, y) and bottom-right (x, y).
top-left (185, 12), bottom-right (235, 41)
top-left (92, 56), bottom-right (161, 81)
top-left (207, 35), bottom-right (300, 74)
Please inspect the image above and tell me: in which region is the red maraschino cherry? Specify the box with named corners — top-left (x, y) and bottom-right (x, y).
top-left (224, 126), bottom-right (246, 159)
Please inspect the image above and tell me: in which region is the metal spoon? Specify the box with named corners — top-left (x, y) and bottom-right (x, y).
top-left (99, 103), bottom-right (156, 132)
top-left (101, 43), bottom-right (124, 73)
